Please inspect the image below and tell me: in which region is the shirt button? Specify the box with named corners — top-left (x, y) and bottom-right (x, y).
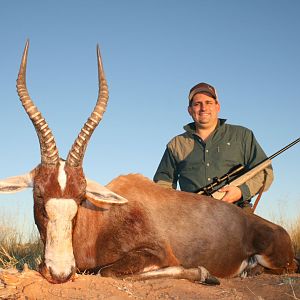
top-left (206, 149), bottom-right (209, 153)
top-left (207, 163), bottom-right (210, 167)
top-left (208, 177), bottom-right (211, 181)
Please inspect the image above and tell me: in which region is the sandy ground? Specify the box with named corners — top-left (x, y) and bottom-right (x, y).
top-left (1, 268), bottom-right (300, 300)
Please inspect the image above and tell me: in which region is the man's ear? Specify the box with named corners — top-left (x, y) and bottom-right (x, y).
top-left (188, 105), bottom-right (192, 116)
top-left (86, 178), bottom-right (128, 207)
top-left (216, 100), bottom-right (221, 112)
top-left (0, 170), bottom-right (35, 193)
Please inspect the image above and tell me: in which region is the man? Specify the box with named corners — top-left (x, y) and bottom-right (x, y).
top-left (153, 82), bottom-right (273, 209)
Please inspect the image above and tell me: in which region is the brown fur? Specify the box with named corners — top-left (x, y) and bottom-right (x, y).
top-left (69, 174), bottom-right (296, 280)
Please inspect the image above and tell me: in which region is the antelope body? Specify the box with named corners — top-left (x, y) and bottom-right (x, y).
top-left (0, 42), bottom-right (297, 284)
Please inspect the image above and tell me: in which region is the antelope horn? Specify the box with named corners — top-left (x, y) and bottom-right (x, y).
top-left (66, 45), bottom-right (109, 167)
top-left (17, 40), bottom-right (59, 165)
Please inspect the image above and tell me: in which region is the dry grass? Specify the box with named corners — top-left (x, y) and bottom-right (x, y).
top-left (0, 225), bottom-right (43, 271)
top-left (289, 217), bottom-right (300, 258)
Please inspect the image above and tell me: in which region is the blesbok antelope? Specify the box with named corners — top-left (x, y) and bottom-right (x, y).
top-left (0, 41), bottom-right (298, 285)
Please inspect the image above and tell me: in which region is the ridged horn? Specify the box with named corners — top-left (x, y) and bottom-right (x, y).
top-left (16, 40), bottom-right (59, 165)
top-left (66, 45), bottom-right (109, 167)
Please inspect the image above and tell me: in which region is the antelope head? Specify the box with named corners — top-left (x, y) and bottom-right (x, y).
top-left (0, 41), bottom-right (127, 283)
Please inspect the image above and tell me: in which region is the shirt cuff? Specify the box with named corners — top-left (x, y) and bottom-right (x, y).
top-left (238, 183), bottom-right (251, 202)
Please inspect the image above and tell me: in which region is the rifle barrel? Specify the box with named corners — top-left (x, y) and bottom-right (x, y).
top-left (268, 137), bottom-right (300, 160)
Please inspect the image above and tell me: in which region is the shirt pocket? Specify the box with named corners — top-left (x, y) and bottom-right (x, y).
top-left (214, 141), bottom-right (244, 169)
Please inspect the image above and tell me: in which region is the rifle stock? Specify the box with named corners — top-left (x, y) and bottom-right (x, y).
top-left (208, 159), bottom-right (272, 200)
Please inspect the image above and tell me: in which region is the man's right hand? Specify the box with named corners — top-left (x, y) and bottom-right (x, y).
top-left (218, 185), bottom-right (242, 203)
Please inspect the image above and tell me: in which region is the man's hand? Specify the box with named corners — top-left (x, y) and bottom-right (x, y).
top-left (218, 185), bottom-right (242, 203)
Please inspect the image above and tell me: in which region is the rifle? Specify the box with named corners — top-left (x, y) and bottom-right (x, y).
top-left (196, 137), bottom-right (300, 201)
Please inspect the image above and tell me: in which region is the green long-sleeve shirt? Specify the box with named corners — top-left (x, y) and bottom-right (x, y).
top-left (153, 119), bottom-right (273, 202)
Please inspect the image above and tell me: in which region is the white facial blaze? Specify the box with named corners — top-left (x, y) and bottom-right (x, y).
top-left (45, 198), bottom-right (78, 278)
top-left (58, 161), bottom-right (67, 192)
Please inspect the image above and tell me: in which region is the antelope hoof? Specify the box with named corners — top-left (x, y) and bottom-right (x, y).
top-left (197, 266), bottom-right (220, 285)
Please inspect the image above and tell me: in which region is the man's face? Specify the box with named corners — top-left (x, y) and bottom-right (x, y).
top-left (188, 93), bottom-right (220, 129)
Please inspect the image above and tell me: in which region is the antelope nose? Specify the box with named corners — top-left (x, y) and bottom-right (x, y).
top-left (39, 263), bottom-right (76, 284)
top-left (50, 266), bottom-right (76, 283)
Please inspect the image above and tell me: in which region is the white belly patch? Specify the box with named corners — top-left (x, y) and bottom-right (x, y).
top-left (255, 254), bottom-right (271, 268)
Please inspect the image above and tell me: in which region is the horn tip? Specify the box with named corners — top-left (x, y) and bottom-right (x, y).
top-left (25, 39), bottom-right (30, 50)
top-left (97, 44), bottom-right (101, 57)
top-left (22, 40), bottom-right (30, 61)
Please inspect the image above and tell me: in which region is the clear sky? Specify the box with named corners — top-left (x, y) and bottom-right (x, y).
top-left (0, 1), bottom-right (299, 235)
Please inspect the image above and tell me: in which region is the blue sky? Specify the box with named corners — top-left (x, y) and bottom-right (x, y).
top-left (0, 1), bottom-right (299, 235)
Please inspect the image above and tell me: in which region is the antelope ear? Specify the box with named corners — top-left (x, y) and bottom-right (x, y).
top-left (0, 170), bottom-right (35, 193)
top-left (86, 178), bottom-right (128, 206)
